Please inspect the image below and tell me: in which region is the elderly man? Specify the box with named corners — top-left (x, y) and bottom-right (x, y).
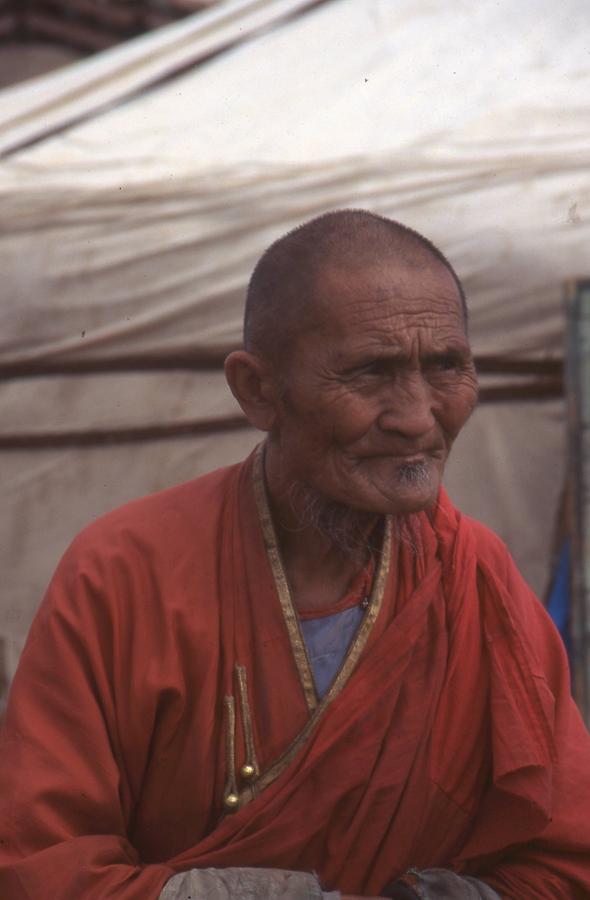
top-left (1, 210), bottom-right (589, 900)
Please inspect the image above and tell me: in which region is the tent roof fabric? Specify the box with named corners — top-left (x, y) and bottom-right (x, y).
top-left (0, 0), bottom-right (588, 694)
top-left (1, 0), bottom-right (588, 367)
top-left (0, 0), bottom-right (324, 157)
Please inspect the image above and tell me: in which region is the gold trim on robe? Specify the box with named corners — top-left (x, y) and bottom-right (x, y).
top-left (242, 442), bottom-right (392, 803)
top-left (252, 444), bottom-right (318, 712)
top-left (222, 695), bottom-right (239, 810)
top-left (235, 663), bottom-right (259, 780)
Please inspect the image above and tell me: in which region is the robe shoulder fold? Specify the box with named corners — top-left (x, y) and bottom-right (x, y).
top-left (445, 511), bottom-right (590, 899)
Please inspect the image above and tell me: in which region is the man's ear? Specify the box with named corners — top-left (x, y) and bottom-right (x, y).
top-left (224, 350), bottom-right (279, 432)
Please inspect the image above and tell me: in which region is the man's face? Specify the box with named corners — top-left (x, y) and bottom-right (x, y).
top-left (271, 258), bottom-right (478, 517)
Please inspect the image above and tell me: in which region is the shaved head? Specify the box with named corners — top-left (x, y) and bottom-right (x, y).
top-left (243, 209), bottom-right (467, 368)
top-left (226, 207), bottom-right (477, 524)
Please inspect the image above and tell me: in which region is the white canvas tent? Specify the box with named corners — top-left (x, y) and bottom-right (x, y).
top-left (1, 0), bottom-right (589, 697)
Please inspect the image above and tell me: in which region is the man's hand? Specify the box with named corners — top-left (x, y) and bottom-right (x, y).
top-left (381, 869), bottom-right (501, 899)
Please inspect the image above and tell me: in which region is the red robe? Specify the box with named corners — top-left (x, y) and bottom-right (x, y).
top-left (1, 449), bottom-right (589, 899)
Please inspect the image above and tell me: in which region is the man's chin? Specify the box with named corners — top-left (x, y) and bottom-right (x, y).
top-left (361, 457), bottom-right (443, 516)
top-left (300, 459), bottom-right (442, 519)
top-left (352, 478), bottom-right (441, 518)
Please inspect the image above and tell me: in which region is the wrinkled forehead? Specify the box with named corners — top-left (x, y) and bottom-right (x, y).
top-left (308, 258), bottom-right (466, 338)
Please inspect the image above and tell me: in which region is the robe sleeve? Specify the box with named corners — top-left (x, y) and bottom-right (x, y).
top-left (158, 867), bottom-right (332, 899)
top-left (0, 535), bottom-right (175, 900)
top-left (473, 551), bottom-right (590, 899)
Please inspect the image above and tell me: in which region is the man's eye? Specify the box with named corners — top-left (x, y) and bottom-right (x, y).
top-left (343, 362), bottom-right (381, 379)
top-left (357, 361), bottom-right (390, 377)
top-left (430, 355), bottom-right (461, 372)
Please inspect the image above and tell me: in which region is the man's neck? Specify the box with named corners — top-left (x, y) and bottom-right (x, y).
top-left (263, 442), bottom-right (380, 613)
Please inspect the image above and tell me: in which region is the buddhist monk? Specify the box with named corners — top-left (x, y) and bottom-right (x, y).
top-left (1, 210), bottom-right (589, 900)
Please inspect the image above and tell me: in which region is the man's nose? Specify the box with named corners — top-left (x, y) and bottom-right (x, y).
top-left (376, 373), bottom-right (436, 438)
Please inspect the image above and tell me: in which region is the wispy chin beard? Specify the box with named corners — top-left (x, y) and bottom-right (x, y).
top-left (287, 480), bottom-right (378, 562)
top-left (286, 461), bottom-right (432, 561)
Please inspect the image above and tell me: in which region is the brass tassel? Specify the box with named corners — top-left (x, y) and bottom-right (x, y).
top-left (236, 663), bottom-right (259, 782)
top-left (222, 694), bottom-right (239, 811)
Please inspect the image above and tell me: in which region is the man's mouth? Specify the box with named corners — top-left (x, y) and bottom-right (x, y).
top-left (362, 447), bottom-right (444, 463)
top-left (394, 453), bottom-right (430, 464)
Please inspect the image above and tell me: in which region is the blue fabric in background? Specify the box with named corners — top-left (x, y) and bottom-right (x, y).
top-left (546, 537), bottom-right (572, 659)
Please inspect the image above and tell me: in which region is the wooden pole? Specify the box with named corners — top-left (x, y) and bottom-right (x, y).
top-left (565, 279), bottom-right (590, 725)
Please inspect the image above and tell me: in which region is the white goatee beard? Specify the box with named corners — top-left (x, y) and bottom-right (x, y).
top-left (396, 459), bottom-right (432, 487)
